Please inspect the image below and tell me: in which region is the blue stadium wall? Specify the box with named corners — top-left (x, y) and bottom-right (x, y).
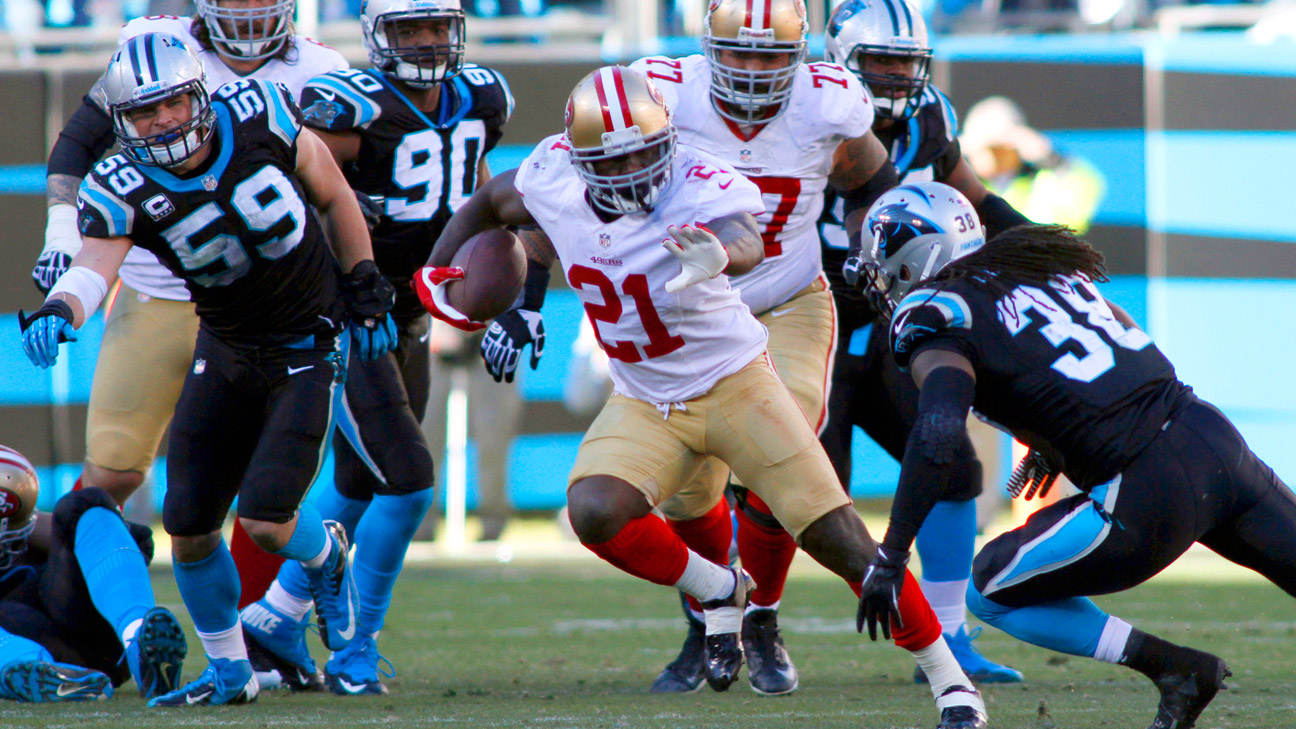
top-left (1, 32), bottom-right (1293, 512)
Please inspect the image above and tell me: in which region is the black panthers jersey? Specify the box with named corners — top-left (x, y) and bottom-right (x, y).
top-left (299, 65), bottom-right (512, 320)
top-left (821, 85), bottom-right (963, 331)
top-left (890, 272), bottom-right (1193, 490)
top-left (77, 79), bottom-right (342, 344)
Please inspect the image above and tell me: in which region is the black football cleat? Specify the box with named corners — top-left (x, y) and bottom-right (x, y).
top-left (650, 597), bottom-right (706, 694)
top-left (742, 608), bottom-right (798, 696)
top-left (700, 567), bottom-right (755, 692)
top-left (936, 686), bottom-right (988, 729)
top-left (1147, 648), bottom-right (1230, 729)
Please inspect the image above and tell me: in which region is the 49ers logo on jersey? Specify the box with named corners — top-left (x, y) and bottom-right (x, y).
top-left (0, 489), bottom-right (21, 518)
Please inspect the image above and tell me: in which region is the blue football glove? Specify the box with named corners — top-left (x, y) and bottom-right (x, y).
top-left (856, 545), bottom-right (909, 641)
top-left (481, 308), bottom-right (544, 383)
top-left (31, 251), bottom-right (72, 295)
top-left (351, 313), bottom-right (397, 361)
top-left (19, 300), bottom-right (77, 369)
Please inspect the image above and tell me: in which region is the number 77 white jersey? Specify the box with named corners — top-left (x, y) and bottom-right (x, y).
top-left (514, 136), bottom-right (769, 404)
top-left (630, 54), bottom-right (874, 315)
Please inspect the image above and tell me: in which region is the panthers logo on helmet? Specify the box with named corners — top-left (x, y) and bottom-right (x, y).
top-left (869, 203), bottom-right (941, 258)
top-left (827, 0), bottom-right (865, 37)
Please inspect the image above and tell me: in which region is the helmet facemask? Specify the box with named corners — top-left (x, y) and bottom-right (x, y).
top-left (0, 514), bottom-right (35, 572)
top-left (851, 47), bottom-right (931, 121)
top-left (366, 9), bottom-right (466, 87)
top-left (571, 125), bottom-right (677, 215)
top-left (113, 84), bottom-right (216, 168)
top-left (704, 35), bottom-right (806, 126)
top-left (195, 0), bottom-right (295, 61)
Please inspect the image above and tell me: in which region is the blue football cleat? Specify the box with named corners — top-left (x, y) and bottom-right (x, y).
top-left (241, 599), bottom-right (322, 692)
top-left (0, 660), bottom-right (112, 702)
top-left (306, 521), bottom-right (359, 652)
top-left (126, 606), bottom-right (188, 699)
top-left (147, 656), bottom-right (258, 707)
top-left (324, 634), bottom-right (394, 696)
top-left (916, 626), bottom-right (1024, 684)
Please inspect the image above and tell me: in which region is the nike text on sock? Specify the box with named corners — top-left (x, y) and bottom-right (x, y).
top-left (265, 579), bottom-right (313, 622)
top-left (673, 551), bottom-right (735, 603)
top-left (196, 624), bottom-right (249, 663)
top-left (912, 636), bottom-right (973, 700)
top-left (304, 537), bottom-right (332, 571)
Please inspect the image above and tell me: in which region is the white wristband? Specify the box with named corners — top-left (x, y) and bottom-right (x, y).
top-left (48, 265), bottom-right (108, 317)
top-left (43, 203), bottom-right (83, 257)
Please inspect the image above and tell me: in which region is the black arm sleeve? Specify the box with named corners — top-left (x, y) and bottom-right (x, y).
top-left (882, 365), bottom-right (979, 553)
top-left (47, 97), bottom-right (115, 178)
top-left (976, 192), bottom-right (1033, 241)
top-left (839, 161), bottom-right (900, 238)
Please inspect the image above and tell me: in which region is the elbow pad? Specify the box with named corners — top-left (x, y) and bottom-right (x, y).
top-left (48, 99), bottom-right (114, 178)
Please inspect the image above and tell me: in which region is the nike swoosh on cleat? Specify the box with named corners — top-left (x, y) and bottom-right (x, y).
top-left (186, 690), bottom-right (213, 705)
top-left (336, 589), bottom-right (356, 642)
top-left (337, 678), bottom-right (367, 694)
top-left (55, 682), bottom-right (85, 697)
top-left (287, 365), bottom-right (315, 375)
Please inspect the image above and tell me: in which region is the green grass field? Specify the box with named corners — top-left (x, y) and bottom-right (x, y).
top-left (2, 517), bottom-right (1293, 729)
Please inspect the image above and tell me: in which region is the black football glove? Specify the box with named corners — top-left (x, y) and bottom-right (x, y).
top-left (340, 260), bottom-right (397, 361)
top-left (354, 190), bottom-right (385, 232)
top-left (481, 308), bottom-right (545, 383)
top-left (31, 251), bottom-right (72, 295)
top-left (1006, 448), bottom-right (1062, 501)
top-left (856, 545), bottom-right (909, 641)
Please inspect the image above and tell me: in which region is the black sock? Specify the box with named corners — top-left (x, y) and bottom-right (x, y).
top-left (1118, 628), bottom-right (1181, 678)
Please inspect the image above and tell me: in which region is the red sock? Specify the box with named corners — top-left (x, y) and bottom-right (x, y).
top-left (736, 492), bottom-right (797, 608)
top-left (232, 519), bottom-right (285, 609)
top-left (584, 514), bottom-right (690, 587)
top-left (668, 499), bottom-right (733, 612)
top-left (845, 569), bottom-right (941, 651)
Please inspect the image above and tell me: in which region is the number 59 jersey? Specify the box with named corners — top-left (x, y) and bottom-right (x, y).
top-left (630, 54), bottom-right (873, 315)
top-left (77, 79), bottom-right (342, 344)
top-left (890, 273), bottom-right (1192, 490)
top-left (514, 136), bottom-right (769, 404)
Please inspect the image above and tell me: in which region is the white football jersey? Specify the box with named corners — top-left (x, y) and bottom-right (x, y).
top-left (514, 136), bottom-right (768, 404)
top-left (109, 16), bottom-right (348, 301)
top-left (630, 54), bottom-right (873, 315)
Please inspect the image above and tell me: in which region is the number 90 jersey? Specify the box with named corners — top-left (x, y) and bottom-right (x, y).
top-left (514, 136), bottom-right (769, 404)
top-left (298, 65), bottom-right (512, 321)
top-left (890, 273), bottom-right (1192, 490)
top-left (77, 79), bottom-right (342, 344)
top-left (629, 54), bottom-right (873, 315)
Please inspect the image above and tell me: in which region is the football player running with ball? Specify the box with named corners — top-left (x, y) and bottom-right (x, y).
top-left (238, 0), bottom-right (513, 696)
top-left (816, 0), bottom-right (1029, 685)
top-left (625, 0), bottom-right (905, 695)
top-left (415, 66), bottom-right (988, 729)
top-left (850, 181), bottom-right (1296, 729)
top-left (20, 34), bottom-right (395, 708)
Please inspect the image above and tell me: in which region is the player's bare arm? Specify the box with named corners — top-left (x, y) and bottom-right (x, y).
top-left (48, 235), bottom-right (132, 327)
top-left (829, 132), bottom-right (899, 246)
top-left (1106, 299), bottom-right (1141, 331)
top-left (477, 156), bottom-right (492, 188)
top-left (910, 347), bottom-right (977, 389)
top-left (311, 126), bottom-right (363, 166)
top-left (295, 128), bottom-right (375, 272)
top-left (939, 155), bottom-right (991, 207)
top-left (517, 226), bottom-right (557, 269)
top-left (46, 174), bottom-right (82, 208)
top-left (428, 168), bottom-right (536, 267)
top-left (702, 211), bottom-right (763, 276)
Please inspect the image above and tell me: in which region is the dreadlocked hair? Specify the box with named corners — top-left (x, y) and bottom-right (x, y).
top-left (189, 15), bottom-right (298, 64)
top-left (927, 224), bottom-right (1108, 301)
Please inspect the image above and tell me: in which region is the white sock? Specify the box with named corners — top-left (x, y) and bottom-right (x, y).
top-left (121, 617), bottom-right (143, 647)
top-left (197, 624), bottom-right (248, 663)
top-left (264, 579), bottom-right (313, 623)
top-left (747, 599), bottom-right (779, 615)
top-left (912, 636), bottom-right (977, 702)
top-left (303, 537), bottom-right (332, 570)
top-left (1093, 616), bottom-right (1134, 664)
top-left (918, 577), bottom-right (969, 636)
top-left (672, 551), bottom-right (734, 603)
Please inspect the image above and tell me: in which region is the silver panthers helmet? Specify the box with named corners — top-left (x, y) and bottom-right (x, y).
top-left (825, 0), bottom-right (931, 121)
top-left (195, 0), bottom-right (296, 61)
top-left (858, 182), bottom-right (985, 312)
top-left (104, 33), bottom-right (215, 168)
top-left (362, 0), bottom-right (466, 88)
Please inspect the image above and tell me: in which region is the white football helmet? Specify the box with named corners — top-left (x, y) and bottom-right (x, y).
top-left (703, 0), bottom-right (809, 126)
top-left (0, 446), bottom-right (39, 572)
top-left (565, 66), bottom-right (677, 215)
top-left (362, 0), bottom-right (466, 88)
top-left (825, 0), bottom-right (931, 121)
top-left (857, 182), bottom-right (985, 312)
top-left (103, 33), bottom-right (215, 168)
top-left (195, 0), bottom-right (296, 61)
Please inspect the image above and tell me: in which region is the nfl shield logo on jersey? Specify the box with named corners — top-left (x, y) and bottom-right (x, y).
top-left (599, 233), bottom-right (612, 249)
top-left (740, 149), bottom-right (752, 163)
top-left (202, 175), bottom-right (218, 192)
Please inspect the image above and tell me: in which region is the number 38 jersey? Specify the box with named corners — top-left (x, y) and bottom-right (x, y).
top-left (299, 65), bottom-right (512, 321)
top-left (890, 273), bottom-right (1193, 490)
top-left (77, 80), bottom-right (342, 344)
top-left (514, 135), bottom-right (768, 404)
top-left (629, 54), bottom-right (873, 315)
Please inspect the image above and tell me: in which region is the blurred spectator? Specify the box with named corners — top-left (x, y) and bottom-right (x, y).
top-left (562, 317), bottom-right (612, 418)
top-left (960, 95), bottom-right (1105, 234)
top-left (418, 321), bottom-right (524, 542)
top-left (462, 0), bottom-right (545, 17)
top-left (146, 0), bottom-right (194, 15)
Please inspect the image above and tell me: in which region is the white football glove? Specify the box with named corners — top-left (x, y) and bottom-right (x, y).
top-left (662, 224), bottom-right (729, 293)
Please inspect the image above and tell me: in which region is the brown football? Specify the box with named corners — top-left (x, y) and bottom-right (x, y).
top-left (446, 228), bottom-right (527, 322)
